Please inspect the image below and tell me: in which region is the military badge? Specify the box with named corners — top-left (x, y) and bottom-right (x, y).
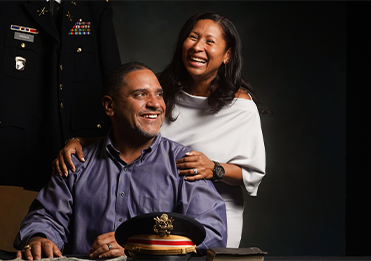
top-left (15, 56), bottom-right (26, 71)
top-left (153, 213), bottom-right (174, 237)
top-left (37, 6), bottom-right (48, 16)
top-left (11, 25), bottom-right (39, 34)
top-left (69, 18), bottom-right (91, 35)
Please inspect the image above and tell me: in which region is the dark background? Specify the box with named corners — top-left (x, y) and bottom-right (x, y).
top-left (110, 0), bottom-right (348, 256)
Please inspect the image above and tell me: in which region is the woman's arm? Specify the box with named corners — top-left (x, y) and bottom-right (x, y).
top-left (176, 151), bottom-right (243, 186)
top-left (52, 137), bottom-right (101, 176)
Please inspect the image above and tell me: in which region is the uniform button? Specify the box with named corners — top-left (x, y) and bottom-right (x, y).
top-left (59, 84), bottom-right (63, 90)
top-left (60, 102), bottom-right (63, 109)
top-left (60, 65), bottom-right (63, 70)
top-left (120, 192), bottom-right (125, 197)
top-left (77, 47), bottom-right (82, 53)
top-left (124, 168), bottom-right (128, 172)
top-left (21, 43), bottom-right (26, 48)
top-left (119, 218), bottom-right (123, 222)
top-left (97, 124), bottom-right (101, 128)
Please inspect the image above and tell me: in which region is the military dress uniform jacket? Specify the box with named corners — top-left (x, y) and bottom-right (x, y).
top-left (0, 1), bottom-right (121, 190)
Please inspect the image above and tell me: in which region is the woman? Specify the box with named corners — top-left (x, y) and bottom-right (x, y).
top-left (54, 12), bottom-right (266, 248)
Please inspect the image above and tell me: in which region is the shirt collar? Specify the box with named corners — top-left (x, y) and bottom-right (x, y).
top-left (105, 129), bottom-right (162, 165)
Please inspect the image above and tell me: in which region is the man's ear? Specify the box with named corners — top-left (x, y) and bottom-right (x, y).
top-left (103, 95), bottom-right (114, 117)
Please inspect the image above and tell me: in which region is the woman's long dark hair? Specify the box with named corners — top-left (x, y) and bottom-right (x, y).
top-left (158, 11), bottom-right (262, 121)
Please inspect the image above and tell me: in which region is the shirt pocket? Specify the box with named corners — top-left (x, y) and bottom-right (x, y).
top-left (62, 37), bottom-right (100, 82)
top-left (1, 27), bottom-right (40, 80)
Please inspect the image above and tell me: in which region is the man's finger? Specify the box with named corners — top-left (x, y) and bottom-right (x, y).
top-left (52, 244), bottom-right (63, 258)
top-left (42, 240), bottom-right (58, 258)
top-left (89, 245), bottom-right (105, 258)
top-left (31, 243), bottom-right (42, 260)
top-left (98, 248), bottom-right (125, 259)
top-left (24, 248), bottom-right (33, 260)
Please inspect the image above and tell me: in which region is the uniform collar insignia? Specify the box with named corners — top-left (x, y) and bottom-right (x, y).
top-left (37, 6), bottom-right (48, 16)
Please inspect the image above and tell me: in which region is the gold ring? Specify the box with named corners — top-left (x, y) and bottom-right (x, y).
top-left (24, 245), bottom-right (31, 250)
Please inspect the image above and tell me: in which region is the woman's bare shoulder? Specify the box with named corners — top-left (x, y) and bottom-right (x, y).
top-left (235, 88), bottom-right (252, 100)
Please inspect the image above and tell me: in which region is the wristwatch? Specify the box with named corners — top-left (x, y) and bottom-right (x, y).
top-left (212, 161), bottom-right (225, 182)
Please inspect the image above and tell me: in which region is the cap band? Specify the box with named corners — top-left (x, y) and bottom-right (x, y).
top-left (124, 234), bottom-right (197, 255)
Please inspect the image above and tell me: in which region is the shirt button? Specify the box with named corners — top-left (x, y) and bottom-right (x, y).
top-left (59, 84), bottom-right (63, 90)
top-left (21, 43), bottom-right (26, 48)
top-left (97, 124), bottom-right (101, 128)
top-left (60, 65), bottom-right (63, 70)
top-left (60, 102), bottom-right (63, 109)
top-left (124, 168), bottom-right (128, 172)
top-left (120, 192), bottom-right (125, 197)
top-left (119, 218), bottom-right (123, 222)
top-left (77, 47), bottom-right (82, 53)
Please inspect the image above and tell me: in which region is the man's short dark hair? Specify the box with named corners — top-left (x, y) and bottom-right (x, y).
top-left (103, 62), bottom-right (152, 100)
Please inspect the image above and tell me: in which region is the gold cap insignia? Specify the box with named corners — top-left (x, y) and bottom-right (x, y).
top-left (153, 214), bottom-right (174, 237)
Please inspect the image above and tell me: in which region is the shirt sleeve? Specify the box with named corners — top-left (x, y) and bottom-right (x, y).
top-left (13, 174), bottom-right (76, 250)
top-left (177, 179), bottom-right (228, 255)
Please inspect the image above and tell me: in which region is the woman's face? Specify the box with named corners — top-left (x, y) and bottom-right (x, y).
top-left (182, 19), bottom-right (231, 84)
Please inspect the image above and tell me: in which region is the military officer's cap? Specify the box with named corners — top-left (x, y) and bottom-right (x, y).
top-left (115, 212), bottom-right (206, 261)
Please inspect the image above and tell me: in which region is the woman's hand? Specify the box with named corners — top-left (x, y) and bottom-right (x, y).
top-left (177, 151), bottom-right (244, 185)
top-left (52, 138), bottom-right (85, 177)
top-left (88, 232), bottom-right (126, 259)
top-left (176, 151), bottom-right (214, 181)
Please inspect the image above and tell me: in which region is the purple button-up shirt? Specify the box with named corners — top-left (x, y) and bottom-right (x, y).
top-left (14, 132), bottom-right (227, 255)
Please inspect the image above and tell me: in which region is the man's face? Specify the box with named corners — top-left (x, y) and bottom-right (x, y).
top-left (112, 69), bottom-right (166, 139)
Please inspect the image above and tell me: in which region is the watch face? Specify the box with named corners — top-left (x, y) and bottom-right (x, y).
top-left (213, 161), bottom-right (225, 181)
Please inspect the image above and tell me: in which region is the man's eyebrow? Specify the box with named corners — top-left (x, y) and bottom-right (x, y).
top-left (131, 88), bottom-right (148, 94)
top-left (130, 88), bottom-right (163, 94)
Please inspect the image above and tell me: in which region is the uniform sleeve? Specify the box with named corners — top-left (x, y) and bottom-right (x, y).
top-left (13, 174), bottom-right (76, 250)
top-left (177, 179), bottom-right (228, 255)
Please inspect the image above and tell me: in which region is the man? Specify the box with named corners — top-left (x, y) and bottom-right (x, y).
top-left (14, 62), bottom-right (227, 259)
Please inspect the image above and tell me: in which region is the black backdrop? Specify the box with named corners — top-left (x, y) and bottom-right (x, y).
top-left (109, 1), bottom-right (347, 256)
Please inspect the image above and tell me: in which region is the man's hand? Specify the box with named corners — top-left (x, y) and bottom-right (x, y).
top-left (89, 232), bottom-right (125, 259)
top-left (16, 237), bottom-right (62, 260)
